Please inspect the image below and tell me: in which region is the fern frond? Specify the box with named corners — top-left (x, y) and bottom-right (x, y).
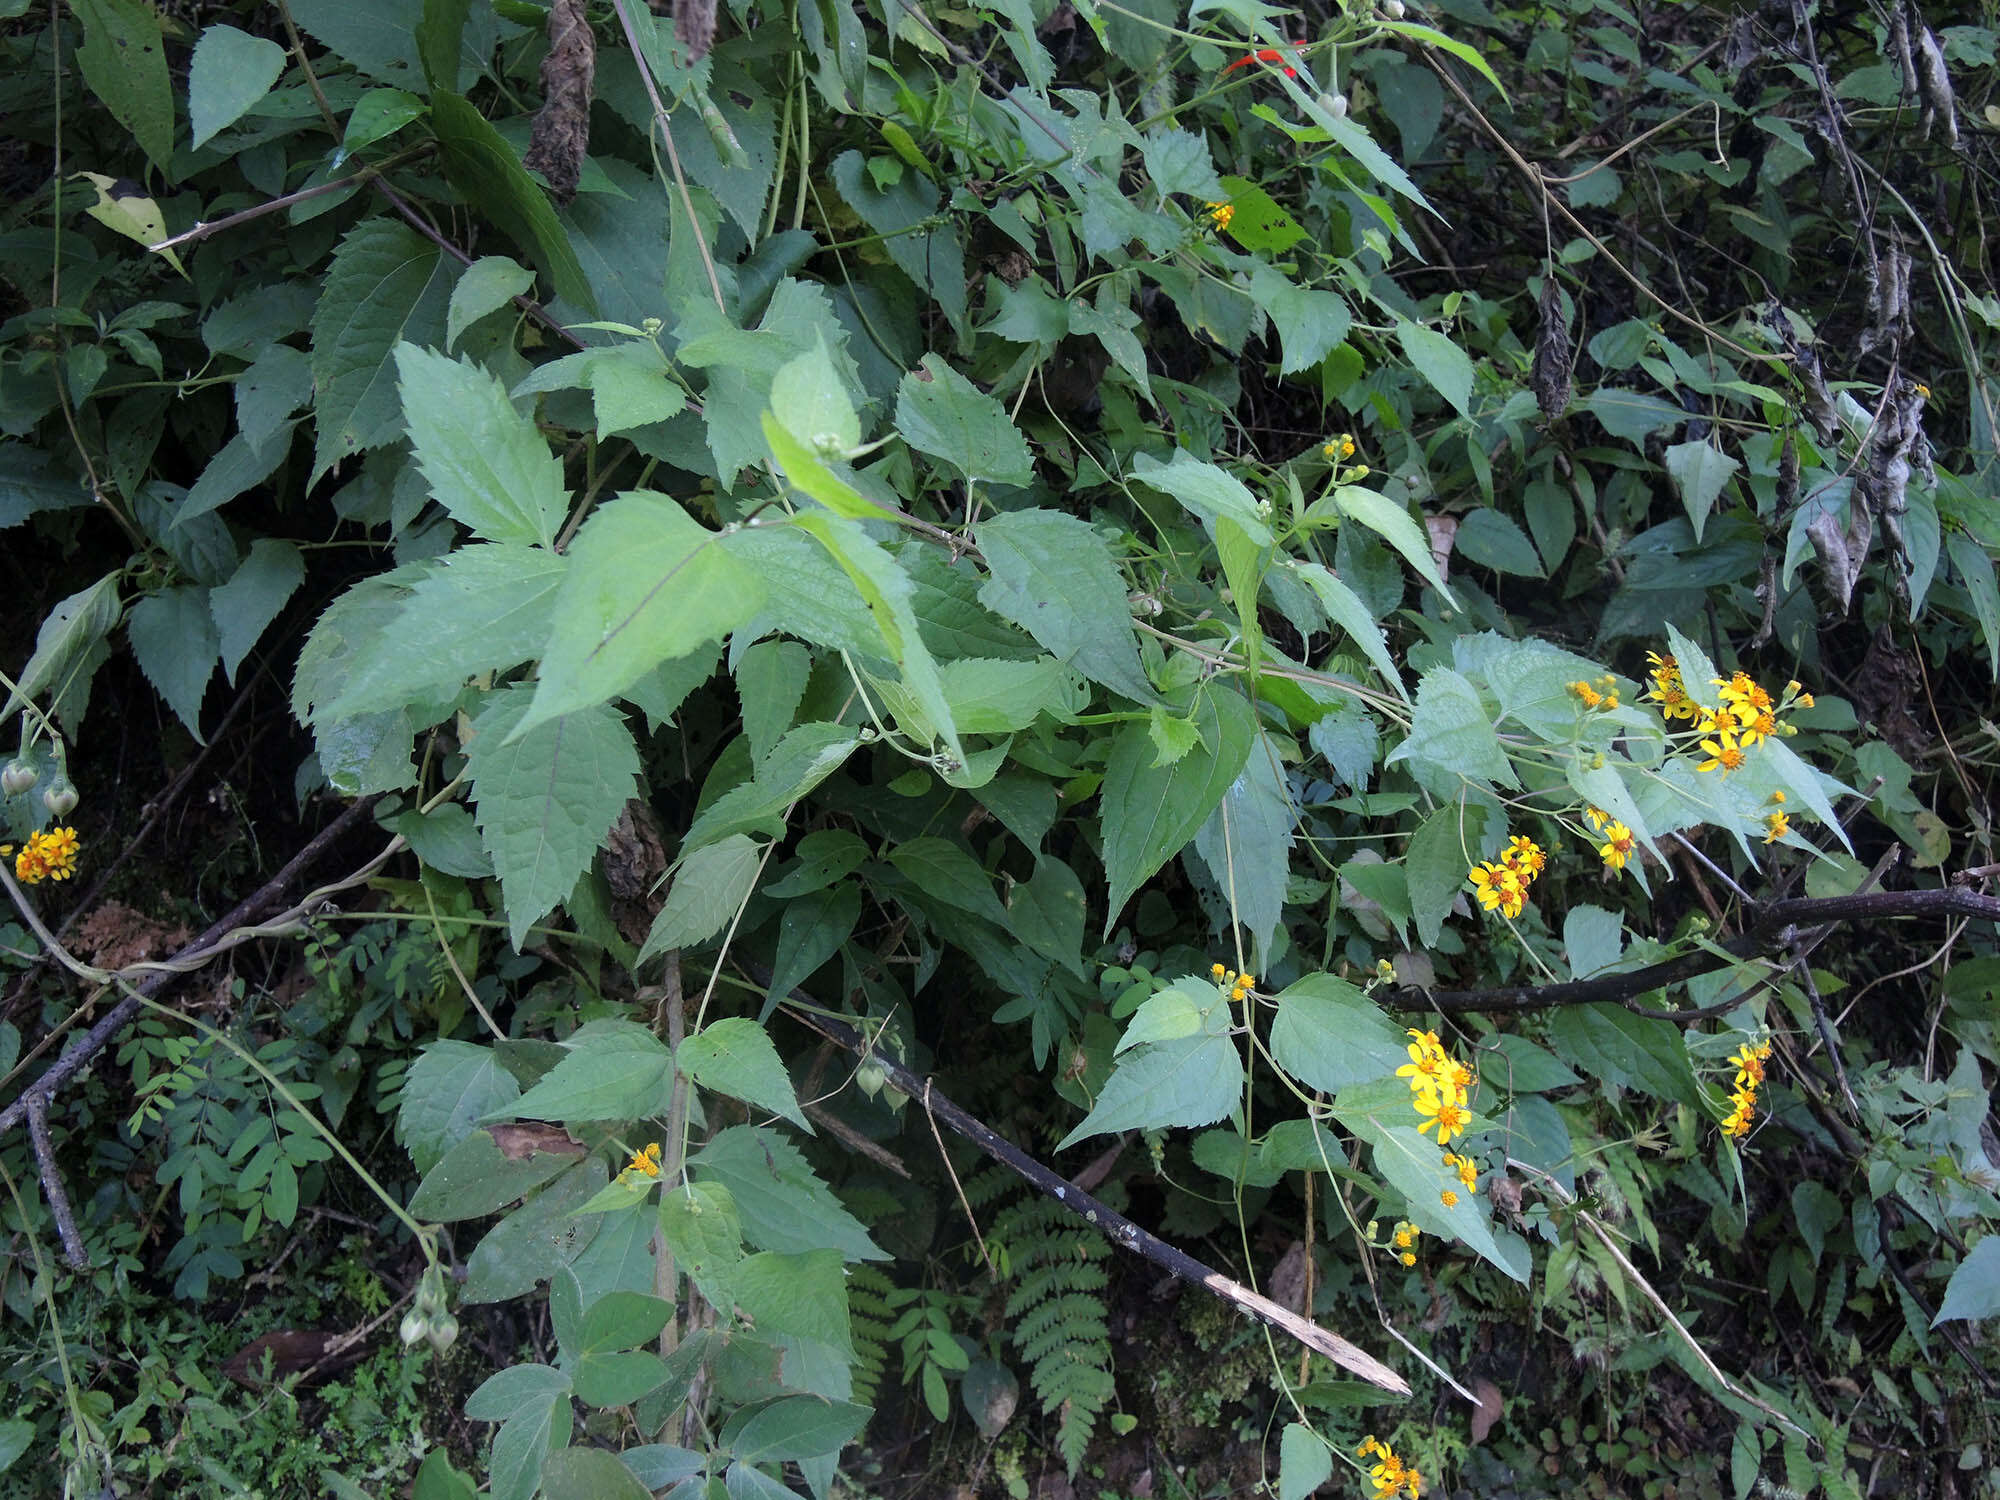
top-left (846, 1264), bottom-right (895, 1414)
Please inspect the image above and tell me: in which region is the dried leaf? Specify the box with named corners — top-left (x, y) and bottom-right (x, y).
top-left (522, 0), bottom-right (594, 204)
top-left (1529, 275), bottom-right (1573, 422)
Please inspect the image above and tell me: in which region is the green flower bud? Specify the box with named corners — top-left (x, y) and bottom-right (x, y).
top-left (41, 777), bottom-right (77, 817)
top-left (399, 1310), bottom-right (429, 1347)
top-left (0, 760), bottom-right (35, 797)
top-left (427, 1313), bottom-right (460, 1355)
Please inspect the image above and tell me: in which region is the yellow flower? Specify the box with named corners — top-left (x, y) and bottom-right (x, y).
top-left (1456, 1156), bottom-right (1479, 1190)
top-left (1211, 962), bottom-right (1226, 980)
top-left (1393, 1225), bottom-right (1414, 1250)
top-left (1205, 200), bottom-right (1235, 231)
top-left (1763, 811), bottom-right (1791, 843)
top-left (624, 1142), bottom-right (664, 1179)
top-left (1568, 680), bottom-right (1603, 709)
top-left (1323, 435), bottom-right (1356, 461)
top-left (1500, 835), bottom-right (1546, 878)
top-left (1441, 1188), bottom-right (1459, 1207)
top-left (1402, 1466), bottom-right (1422, 1499)
top-left (1596, 820), bottom-right (1635, 871)
top-left (1695, 729), bottom-right (1746, 774)
top-left (1398, 1251), bottom-right (1416, 1268)
top-left (1769, 790), bottom-right (1786, 804)
top-left (1414, 1092), bottom-right (1470, 1145)
top-left (8, 827), bottom-right (80, 886)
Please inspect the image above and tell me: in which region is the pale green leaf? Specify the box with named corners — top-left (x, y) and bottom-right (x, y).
top-left (1932, 1237), bottom-right (2000, 1324)
top-left (1269, 974), bottom-right (1407, 1092)
top-left (188, 24), bottom-right (285, 148)
top-left (399, 1041), bottom-right (521, 1176)
top-left (395, 343), bottom-right (567, 547)
top-left (1132, 451), bottom-right (1274, 545)
top-left (637, 834), bottom-right (765, 963)
top-left (1058, 1028), bottom-right (1243, 1147)
top-left (1388, 667), bottom-right (1517, 791)
top-left (1191, 730), bottom-right (1295, 965)
top-left (504, 1031), bottom-right (674, 1122)
top-left (1290, 562), bottom-right (1406, 700)
top-left (1406, 800), bottom-right (1488, 946)
top-left (449, 256), bottom-right (535, 350)
top-left (1322, 485), bottom-right (1452, 598)
top-left (690, 1126), bottom-right (888, 1260)
top-left (1279, 1425), bottom-right (1334, 1500)
top-left (733, 1250), bottom-right (854, 1356)
top-left (680, 1018), bottom-right (808, 1131)
top-left (1664, 439), bottom-right (1739, 543)
top-left (976, 509), bottom-right (1154, 703)
top-left (523, 492), bottom-right (763, 732)
top-left (895, 355), bottom-right (1034, 485)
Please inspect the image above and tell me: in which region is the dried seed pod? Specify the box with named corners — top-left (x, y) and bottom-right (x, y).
top-left (675, 0), bottom-right (719, 63)
top-left (1529, 276), bottom-right (1573, 423)
top-left (521, 0), bottom-right (595, 204)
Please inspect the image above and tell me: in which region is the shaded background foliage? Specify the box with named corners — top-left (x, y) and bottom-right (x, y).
top-left (0, 0), bottom-right (1996, 1494)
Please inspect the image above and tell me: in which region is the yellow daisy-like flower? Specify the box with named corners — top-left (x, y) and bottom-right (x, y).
top-left (1568, 679), bottom-right (1603, 709)
top-left (1324, 435), bottom-right (1356, 461)
top-left (1456, 1156), bottom-right (1479, 1190)
top-left (1205, 200), bottom-right (1235, 231)
top-left (8, 827), bottom-right (81, 886)
top-left (1597, 820), bottom-right (1636, 871)
top-left (1414, 1092), bottom-right (1470, 1145)
top-left (1695, 729), bottom-right (1746, 774)
top-left (1500, 835), bottom-right (1546, 878)
top-left (1764, 810), bottom-right (1791, 843)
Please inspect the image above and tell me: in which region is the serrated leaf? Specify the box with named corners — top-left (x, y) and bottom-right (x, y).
top-left (332, 544), bottom-right (568, 717)
top-left (769, 338), bottom-right (861, 453)
top-left (1058, 1028), bottom-right (1243, 1147)
top-left (1544, 1004), bottom-right (1698, 1106)
top-left (311, 220), bottom-right (456, 480)
top-left (1269, 974), bottom-right (1407, 1092)
top-left (659, 1180), bottom-right (743, 1305)
top-left (680, 1018), bottom-right (808, 1131)
top-left (1190, 730), bottom-right (1295, 964)
top-left (1406, 800), bottom-right (1488, 947)
top-left (733, 1250), bottom-right (854, 1356)
top-left (209, 538), bottom-right (304, 685)
top-left (1323, 485), bottom-right (1453, 599)
top-left (888, 837), bottom-right (1008, 925)
top-left (395, 344), bottom-right (567, 547)
top-left (128, 586), bottom-right (218, 742)
top-left (895, 356), bottom-right (1033, 485)
top-left (504, 1030), bottom-right (674, 1122)
top-left (1132, 451), bottom-right (1274, 545)
top-left (1932, 1236), bottom-right (2000, 1324)
top-left (976, 509), bottom-right (1154, 704)
top-left (730, 1397), bottom-right (871, 1465)
top-left (1388, 667), bottom-right (1516, 791)
top-left (188, 23), bottom-right (285, 148)
top-left (689, 1126), bottom-right (888, 1260)
top-left (680, 722), bottom-right (862, 854)
top-left (637, 834), bottom-right (765, 964)
top-left (830, 150), bottom-right (966, 333)
top-left (1140, 126), bottom-right (1223, 198)
top-left (409, 1125), bottom-right (585, 1222)
top-left (466, 684), bottom-right (641, 948)
top-left (523, 492), bottom-right (763, 732)
top-left (234, 344), bottom-right (313, 455)
top-left (449, 256), bottom-right (536, 350)
top-left (539, 1448), bottom-right (654, 1500)
top-left (1101, 687), bottom-right (1256, 928)
top-left (399, 1041), bottom-right (521, 1176)
top-left (397, 803), bottom-right (494, 877)
top-left (462, 1159), bottom-right (605, 1302)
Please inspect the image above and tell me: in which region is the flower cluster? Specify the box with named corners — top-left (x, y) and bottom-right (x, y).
top-left (1647, 653), bottom-right (1814, 776)
top-left (1204, 200), bottom-right (1234, 231)
top-left (1566, 675), bottom-right (1620, 711)
top-left (1441, 1149), bottom-right (1479, 1198)
top-left (621, 1141), bottom-right (663, 1181)
top-left (1720, 1038), bottom-right (1774, 1138)
top-left (1209, 962), bottom-right (1256, 1003)
top-left (1397, 1028), bottom-right (1473, 1147)
top-left (1466, 835), bottom-right (1545, 919)
top-left (1323, 434), bottom-right (1356, 462)
top-left (2, 826), bottom-right (80, 885)
top-left (1357, 1435), bottom-right (1422, 1499)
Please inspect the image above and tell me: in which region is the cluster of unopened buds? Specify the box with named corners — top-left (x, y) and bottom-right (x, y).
top-left (1208, 962), bottom-right (1257, 1004)
top-left (398, 1263), bottom-right (459, 1356)
top-left (1720, 1037), bottom-right (1774, 1138)
top-left (1357, 1434), bottom-right (1422, 1499)
top-left (1466, 835), bottom-right (1545, 920)
top-left (1644, 653), bottom-right (1813, 775)
top-left (2, 826), bottom-right (80, 886)
top-left (1566, 675), bottom-right (1620, 711)
top-left (1322, 433), bottom-right (1370, 482)
top-left (1396, 1028), bottom-right (1473, 1153)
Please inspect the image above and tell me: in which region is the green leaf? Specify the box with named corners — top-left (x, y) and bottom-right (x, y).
top-left (345, 87), bottom-right (428, 152)
top-left (1213, 176), bottom-right (1306, 252)
top-left (1947, 531), bottom-right (2000, 681)
top-left (72, 0), bottom-right (173, 170)
top-left (1290, 562), bottom-right (1406, 700)
top-left (1268, 974), bottom-right (1407, 1092)
top-left (1335, 1088), bottom-right (1530, 1282)
top-left (1406, 800), bottom-right (1488, 947)
top-left (977, 509), bottom-right (1154, 704)
top-left (1933, 1237), bottom-right (2000, 1324)
top-left (733, 1250), bottom-right (855, 1356)
top-left (939, 656), bottom-right (1084, 734)
top-left (463, 1160), bottom-right (606, 1302)
top-left (1141, 126), bottom-right (1222, 198)
top-left (523, 492), bottom-right (763, 732)
top-left (513, 343), bottom-right (686, 440)
top-left (0, 444), bottom-right (91, 528)
top-left (1266, 284), bottom-right (1352, 376)
top-left (539, 1449), bottom-right (653, 1500)
top-left (1190, 729), bottom-right (1295, 964)
top-left (895, 355), bottom-right (1034, 485)
top-left (888, 837), bottom-right (1009, 925)
top-left (1058, 1025), bottom-right (1243, 1147)
top-left (724, 1460), bottom-right (809, 1500)
top-left (763, 417), bottom-right (900, 523)
top-left (1453, 510), bottom-right (1544, 577)
top-left (188, 24), bottom-right (286, 148)
top-left (730, 1396), bottom-right (871, 1464)
top-left (127, 586), bottom-right (217, 742)
top-left (689, 1126), bottom-right (888, 1260)
top-left (1101, 687), bottom-right (1256, 928)
top-left (1664, 439), bottom-right (1739, 543)
top-left (769, 338), bottom-right (861, 454)
top-left (1389, 667), bottom-right (1517, 791)
top-left (465, 684), bottom-right (641, 949)
top-left (234, 343), bottom-right (313, 461)
top-left (397, 803), bottom-right (494, 877)
top-left (409, 1125), bottom-right (585, 1222)
top-left (417, 0), bottom-right (471, 91)
top-left (830, 150), bottom-right (966, 333)
top-left (213, 540), bottom-right (306, 688)
top-left (177, 427), bottom-right (293, 528)
top-left (395, 343), bottom-right (567, 547)
top-left (449, 256), bottom-right (535, 350)
top-left (680, 1018), bottom-right (808, 1131)
top-left (331, 544), bottom-right (568, 718)
top-left (310, 220), bottom-right (456, 480)
top-left (1133, 450), bottom-right (1274, 545)
top-left (637, 833), bottom-right (765, 963)
top-left (1279, 1424), bottom-right (1333, 1500)
top-left (505, 1033), bottom-right (674, 1123)
top-left (399, 1040), bottom-right (520, 1176)
top-left (1562, 905), bottom-right (1625, 979)
top-left (1321, 485), bottom-right (1453, 599)
top-left (1395, 319), bottom-right (1474, 416)
top-left (431, 93), bottom-right (594, 310)
top-left (1545, 1005), bottom-right (1698, 1106)
top-left (681, 722), bottom-right (862, 854)
top-left (659, 1180), bottom-right (744, 1305)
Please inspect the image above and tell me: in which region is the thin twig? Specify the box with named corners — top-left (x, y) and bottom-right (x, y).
top-left (25, 1098), bottom-right (87, 1271)
top-left (781, 1000), bottom-right (1408, 1392)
